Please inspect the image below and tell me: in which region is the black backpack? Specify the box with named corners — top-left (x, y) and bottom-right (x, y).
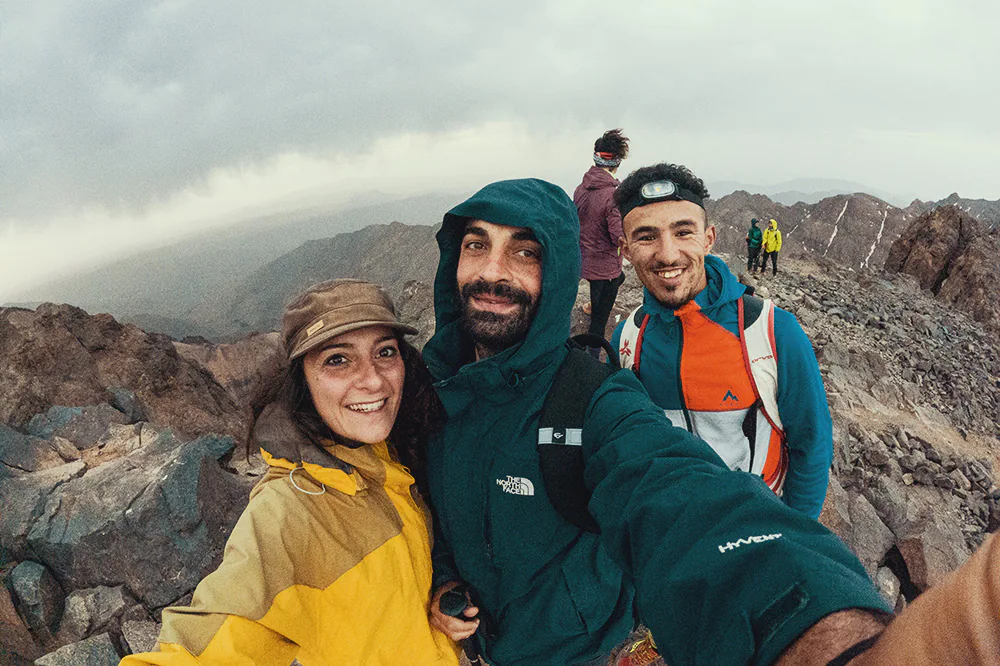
top-left (536, 334), bottom-right (619, 533)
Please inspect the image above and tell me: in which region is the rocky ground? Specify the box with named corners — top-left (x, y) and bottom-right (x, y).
top-left (1, 248), bottom-right (998, 663)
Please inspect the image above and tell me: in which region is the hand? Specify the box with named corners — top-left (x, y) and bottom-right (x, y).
top-left (429, 581), bottom-right (481, 641)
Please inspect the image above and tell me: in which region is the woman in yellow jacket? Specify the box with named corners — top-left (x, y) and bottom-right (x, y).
top-left (121, 279), bottom-right (459, 666)
top-left (759, 218), bottom-right (782, 276)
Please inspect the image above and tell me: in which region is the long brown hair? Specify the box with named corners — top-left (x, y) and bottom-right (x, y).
top-left (277, 334), bottom-right (444, 497)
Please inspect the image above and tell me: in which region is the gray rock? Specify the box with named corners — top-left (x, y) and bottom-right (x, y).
top-left (121, 620), bottom-right (160, 655)
top-left (34, 633), bottom-right (119, 666)
top-left (56, 586), bottom-right (134, 644)
top-left (47, 437), bottom-right (81, 463)
top-left (819, 340), bottom-right (852, 368)
top-left (863, 476), bottom-right (909, 534)
top-left (7, 561), bottom-right (64, 641)
top-left (106, 388), bottom-right (146, 424)
top-left (0, 462), bottom-right (87, 562)
top-left (933, 474), bottom-right (956, 491)
top-left (25, 433), bottom-right (245, 608)
top-left (925, 448), bottom-right (942, 464)
top-left (0, 581), bottom-right (44, 661)
top-left (863, 442), bottom-right (891, 467)
top-left (27, 405), bottom-right (129, 450)
top-left (874, 567), bottom-right (901, 609)
top-left (898, 451), bottom-right (926, 472)
top-left (0, 425), bottom-right (64, 473)
top-left (897, 513), bottom-right (970, 591)
top-left (820, 479), bottom-right (894, 578)
top-left (912, 466), bottom-right (936, 486)
top-left (949, 469), bottom-right (972, 492)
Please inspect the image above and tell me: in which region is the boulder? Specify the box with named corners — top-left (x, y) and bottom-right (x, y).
top-left (121, 620), bottom-right (160, 655)
top-left (35, 632), bottom-right (119, 666)
top-left (0, 581), bottom-right (44, 661)
top-left (863, 476), bottom-right (909, 535)
top-left (173, 332), bottom-right (285, 412)
top-left (0, 462), bottom-right (87, 562)
top-left (0, 425), bottom-right (64, 473)
top-left (884, 206), bottom-right (982, 292)
top-left (820, 479), bottom-right (894, 577)
top-left (6, 561), bottom-right (64, 641)
top-left (106, 388), bottom-right (145, 424)
top-left (25, 432), bottom-right (247, 608)
top-left (896, 513), bottom-right (970, 591)
top-left (0, 303), bottom-right (246, 441)
top-left (56, 586), bottom-right (135, 645)
top-left (27, 405), bottom-right (128, 450)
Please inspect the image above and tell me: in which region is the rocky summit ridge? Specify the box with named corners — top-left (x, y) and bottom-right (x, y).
top-left (1, 220), bottom-right (999, 663)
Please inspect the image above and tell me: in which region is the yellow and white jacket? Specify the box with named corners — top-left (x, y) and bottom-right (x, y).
top-left (120, 403), bottom-right (459, 666)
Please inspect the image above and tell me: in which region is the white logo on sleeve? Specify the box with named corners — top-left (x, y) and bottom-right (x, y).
top-left (717, 532), bottom-right (783, 553)
top-left (496, 476), bottom-right (535, 496)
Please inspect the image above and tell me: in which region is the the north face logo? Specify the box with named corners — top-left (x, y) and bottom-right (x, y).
top-left (496, 476), bottom-right (535, 496)
top-left (723, 390), bottom-right (739, 403)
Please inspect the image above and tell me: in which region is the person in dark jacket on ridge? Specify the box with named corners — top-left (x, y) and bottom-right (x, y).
top-left (746, 217), bottom-right (763, 272)
top-left (422, 178), bottom-right (893, 665)
top-left (574, 129), bottom-right (629, 345)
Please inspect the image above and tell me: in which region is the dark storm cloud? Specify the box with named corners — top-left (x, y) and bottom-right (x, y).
top-left (1, 0), bottom-right (997, 224)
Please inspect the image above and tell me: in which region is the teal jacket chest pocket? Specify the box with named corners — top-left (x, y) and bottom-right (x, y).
top-left (487, 448), bottom-right (574, 574)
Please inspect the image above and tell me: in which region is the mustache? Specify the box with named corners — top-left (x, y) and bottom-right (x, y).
top-left (460, 279), bottom-right (533, 307)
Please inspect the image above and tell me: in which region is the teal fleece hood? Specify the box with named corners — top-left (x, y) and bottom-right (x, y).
top-left (423, 178), bottom-right (580, 384)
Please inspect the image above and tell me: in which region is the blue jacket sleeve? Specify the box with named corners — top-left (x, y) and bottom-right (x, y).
top-left (773, 308), bottom-right (833, 519)
top-left (580, 369), bottom-right (888, 666)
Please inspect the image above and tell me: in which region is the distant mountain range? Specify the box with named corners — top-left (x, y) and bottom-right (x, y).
top-left (11, 192), bottom-right (465, 326)
top-left (8, 187), bottom-right (997, 341)
top-left (709, 178), bottom-right (916, 207)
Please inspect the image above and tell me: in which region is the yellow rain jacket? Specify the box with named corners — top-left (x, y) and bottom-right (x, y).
top-left (121, 403), bottom-right (459, 666)
top-left (763, 218), bottom-right (782, 252)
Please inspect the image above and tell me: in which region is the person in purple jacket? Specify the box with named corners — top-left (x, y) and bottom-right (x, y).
top-left (573, 129), bottom-right (629, 346)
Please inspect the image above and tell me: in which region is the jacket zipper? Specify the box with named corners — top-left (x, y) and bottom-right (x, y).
top-left (676, 318), bottom-right (693, 432)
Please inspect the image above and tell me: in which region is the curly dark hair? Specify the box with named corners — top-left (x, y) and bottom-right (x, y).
top-left (614, 163), bottom-right (710, 208)
top-left (276, 335), bottom-right (444, 498)
top-left (594, 129), bottom-right (630, 160)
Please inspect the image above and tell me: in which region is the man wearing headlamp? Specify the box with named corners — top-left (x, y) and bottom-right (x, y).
top-left (611, 163), bottom-right (833, 519)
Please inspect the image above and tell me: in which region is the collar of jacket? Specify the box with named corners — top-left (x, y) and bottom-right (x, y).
top-left (641, 255), bottom-right (746, 322)
top-left (252, 400), bottom-right (386, 496)
top-left (424, 179), bottom-right (580, 385)
top-left (582, 165), bottom-right (619, 190)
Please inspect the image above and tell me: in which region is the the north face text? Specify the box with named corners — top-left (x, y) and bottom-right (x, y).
top-left (496, 476), bottom-right (535, 496)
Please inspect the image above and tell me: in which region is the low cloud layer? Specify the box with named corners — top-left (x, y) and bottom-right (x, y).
top-left (2, 0), bottom-right (997, 297)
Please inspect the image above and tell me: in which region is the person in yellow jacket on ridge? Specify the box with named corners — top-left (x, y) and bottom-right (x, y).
top-left (120, 279), bottom-right (459, 666)
top-left (759, 217), bottom-right (782, 276)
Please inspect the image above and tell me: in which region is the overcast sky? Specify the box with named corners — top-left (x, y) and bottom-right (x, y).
top-left (2, 0), bottom-right (998, 299)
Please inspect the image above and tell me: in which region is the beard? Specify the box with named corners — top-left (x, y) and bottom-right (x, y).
top-left (459, 279), bottom-right (538, 357)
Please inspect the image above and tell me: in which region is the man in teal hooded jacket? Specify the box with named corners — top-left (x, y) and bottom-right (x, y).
top-left (423, 178), bottom-right (890, 666)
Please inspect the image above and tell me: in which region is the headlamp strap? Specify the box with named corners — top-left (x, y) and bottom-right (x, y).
top-left (619, 179), bottom-right (705, 219)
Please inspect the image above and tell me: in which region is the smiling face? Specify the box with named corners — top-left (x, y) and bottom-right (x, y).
top-left (621, 200), bottom-right (716, 309)
top-left (301, 325), bottom-right (405, 445)
top-left (456, 219), bottom-right (543, 358)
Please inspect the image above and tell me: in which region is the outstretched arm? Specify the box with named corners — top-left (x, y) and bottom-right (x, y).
top-left (580, 370), bottom-right (889, 665)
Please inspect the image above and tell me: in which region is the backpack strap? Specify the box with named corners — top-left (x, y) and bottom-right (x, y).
top-left (617, 306), bottom-right (649, 376)
top-left (537, 340), bottom-right (617, 533)
top-left (738, 293), bottom-right (783, 435)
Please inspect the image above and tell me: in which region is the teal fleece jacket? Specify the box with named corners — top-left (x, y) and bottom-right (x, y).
top-left (424, 179), bottom-right (888, 666)
top-left (611, 255), bottom-right (833, 518)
